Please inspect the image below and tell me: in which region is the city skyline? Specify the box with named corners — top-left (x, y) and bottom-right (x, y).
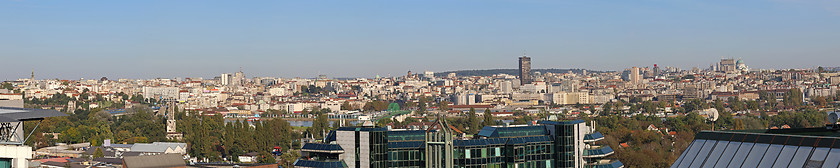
top-left (3, 0), bottom-right (840, 80)
top-left (1, 57), bottom-right (832, 81)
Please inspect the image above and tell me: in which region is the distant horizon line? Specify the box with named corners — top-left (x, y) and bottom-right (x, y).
top-left (5, 66), bottom-right (834, 82)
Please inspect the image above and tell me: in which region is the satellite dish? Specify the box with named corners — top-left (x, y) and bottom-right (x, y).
top-left (828, 111), bottom-right (839, 124)
top-left (709, 110), bottom-right (719, 122)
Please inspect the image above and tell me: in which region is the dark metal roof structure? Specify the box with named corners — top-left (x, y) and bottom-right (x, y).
top-left (584, 132), bottom-right (605, 142)
top-left (477, 125), bottom-right (547, 138)
top-left (293, 160), bottom-right (348, 168)
top-left (336, 127), bottom-right (386, 132)
top-left (585, 160), bottom-right (625, 168)
top-left (671, 130), bottom-right (840, 168)
top-left (122, 154), bottom-right (186, 168)
top-left (301, 143), bottom-right (344, 152)
top-left (0, 107), bottom-right (68, 122)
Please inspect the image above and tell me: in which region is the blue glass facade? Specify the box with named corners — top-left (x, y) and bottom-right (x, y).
top-left (295, 120), bottom-right (623, 168)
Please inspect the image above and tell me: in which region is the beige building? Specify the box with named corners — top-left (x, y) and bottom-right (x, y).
top-left (548, 92), bottom-right (590, 105)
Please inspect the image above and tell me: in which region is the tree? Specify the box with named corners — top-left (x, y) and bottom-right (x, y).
top-left (483, 108), bottom-right (493, 126)
top-left (278, 150), bottom-right (301, 168)
top-left (257, 151), bottom-right (277, 163)
top-left (363, 100), bottom-right (389, 111)
top-left (307, 113), bottom-right (330, 140)
top-left (376, 118), bottom-right (393, 127)
top-left (467, 108), bottom-right (480, 134)
top-left (0, 82), bottom-right (13, 90)
top-left (93, 148), bottom-right (104, 158)
top-left (341, 101), bottom-right (353, 110)
top-left (784, 89), bottom-right (804, 108)
top-left (438, 101), bottom-right (450, 111)
top-left (813, 96), bottom-right (827, 107)
top-left (418, 97), bottom-right (429, 112)
top-left (404, 101), bottom-right (417, 110)
top-left (602, 103), bottom-right (613, 115)
top-left (683, 99), bottom-right (706, 113)
top-left (714, 99), bottom-right (726, 113)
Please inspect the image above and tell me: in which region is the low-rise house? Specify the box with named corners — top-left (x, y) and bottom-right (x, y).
top-left (122, 154), bottom-right (185, 168)
top-left (237, 152), bottom-right (259, 163)
top-left (128, 142), bottom-right (187, 155)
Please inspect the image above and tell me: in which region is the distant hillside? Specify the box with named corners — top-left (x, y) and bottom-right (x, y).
top-left (435, 68), bottom-right (611, 77)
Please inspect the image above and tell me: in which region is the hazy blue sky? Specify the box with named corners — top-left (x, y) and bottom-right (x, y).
top-left (2, 0), bottom-right (839, 80)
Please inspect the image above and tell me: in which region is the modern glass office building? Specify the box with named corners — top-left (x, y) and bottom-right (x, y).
top-left (294, 119), bottom-right (623, 168)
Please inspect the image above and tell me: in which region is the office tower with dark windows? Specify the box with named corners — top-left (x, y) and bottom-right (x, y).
top-left (519, 56), bottom-right (532, 85)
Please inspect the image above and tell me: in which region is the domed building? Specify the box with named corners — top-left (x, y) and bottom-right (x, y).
top-left (736, 58), bottom-right (749, 72)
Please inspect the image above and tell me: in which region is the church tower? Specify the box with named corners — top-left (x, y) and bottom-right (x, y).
top-left (165, 102), bottom-right (183, 140)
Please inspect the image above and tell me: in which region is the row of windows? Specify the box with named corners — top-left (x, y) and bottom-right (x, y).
top-left (366, 131), bottom-right (389, 168)
top-left (455, 157), bottom-right (506, 165)
top-left (388, 160), bottom-right (424, 168)
top-left (455, 147), bottom-right (504, 159)
top-left (388, 134), bottom-right (426, 142)
top-left (388, 150), bottom-right (423, 161)
top-left (498, 128), bottom-right (546, 137)
top-left (455, 160), bottom-right (554, 168)
top-left (455, 163), bottom-right (504, 168)
top-left (516, 160), bottom-right (553, 168)
top-left (555, 125), bottom-right (577, 166)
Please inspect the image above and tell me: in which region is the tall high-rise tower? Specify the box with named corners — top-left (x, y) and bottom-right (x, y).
top-left (233, 67), bottom-right (245, 86)
top-left (653, 64), bottom-right (661, 77)
top-left (631, 67), bottom-right (640, 84)
top-left (221, 73), bottom-right (232, 86)
top-left (519, 54), bottom-right (532, 85)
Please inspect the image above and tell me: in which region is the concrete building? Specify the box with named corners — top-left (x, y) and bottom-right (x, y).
top-left (719, 58), bottom-right (737, 73)
top-left (548, 92), bottom-right (591, 105)
top-left (0, 92), bottom-right (23, 108)
top-left (141, 86), bottom-right (179, 102)
top-left (233, 69), bottom-right (245, 86)
top-left (630, 67), bottom-right (640, 84)
top-left (221, 73), bottom-right (233, 86)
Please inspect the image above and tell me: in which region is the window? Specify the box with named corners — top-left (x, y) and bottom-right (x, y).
top-left (727, 142), bottom-right (754, 168)
top-left (676, 140), bottom-right (706, 168)
top-left (788, 146), bottom-right (813, 168)
top-left (713, 142), bottom-right (741, 168)
top-left (465, 149), bottom-right (471, 158)
top-left (701, 141), bottom-right (730, 168)
top-left (757, 144), bottom-right (783, 168)
top-left (741, 143), bottom-right (770, 168)
top-left (689, 140), bottom-right (717, 167)
top-left (821, 148), bottom-right (840, 167)
top-left (772, 145), bottom-right (799, 168)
